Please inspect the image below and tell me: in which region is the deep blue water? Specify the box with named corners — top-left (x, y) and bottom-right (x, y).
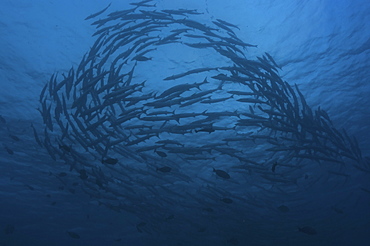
top-left (0, 0), bottom-right (370, 245)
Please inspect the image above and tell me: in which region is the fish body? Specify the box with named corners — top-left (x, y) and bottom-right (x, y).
top-left (4, 224), bottom-right (15, 235)
top-left (102, 157), bottom-right (118, 165)
top-left (157, 166), bottom-right (171, 173)
top-left (272, 162), bottom-right (278, 172)
top-left (85, 3), bottom-right (111, 20)
top-left (213, 168), bottom-right (230, 179)
top-left (278, 205), bottom-right (289, 212)
top-left (67, 231), bottom-right (80, 239)
top-left (155, 150), bottom-right (167, 157)
top-left (298, 226), bottom-right (317, 235)
top-left (221, 198), bottom-right (233, 204)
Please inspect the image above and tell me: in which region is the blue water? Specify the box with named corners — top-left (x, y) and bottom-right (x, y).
top-left (0, 0), bottom-right (370, 245)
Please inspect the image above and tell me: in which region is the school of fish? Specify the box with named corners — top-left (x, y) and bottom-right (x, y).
top-left (34, 0), bottom-right (370, 243)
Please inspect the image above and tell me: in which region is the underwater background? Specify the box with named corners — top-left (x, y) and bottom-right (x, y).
top-left (0, 0), bottom-right (370, 245)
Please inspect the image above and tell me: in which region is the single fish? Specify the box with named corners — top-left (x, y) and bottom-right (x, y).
top-left (4, 224), bottom-right (15, 235)
top-left (155, 150), bottom-right (167, 158)
top-left (85, 3), bottom-right (112, 20)
top-left (4, 146), bottom-right (14, 155)
top-left (278, 205), bottom-right (289, 213)
top-left (78, 170), bottom-right (88, 180)
top-left (67, 231), bottom-right (80, 239)
top-left (298, 226), bottom-right (317, 235)
top-left (102, 157), bottom-right (118, 165)
top-left (272, 161), bottom-right (278, 172)
top-left (156, 166), bottom-right (172, 173)
top-left (58, 172), bottom-right (67, 177)
top-left (220, 198), bottom-right (233, 204)
top-left (213, 168), bottom-right (230, 179)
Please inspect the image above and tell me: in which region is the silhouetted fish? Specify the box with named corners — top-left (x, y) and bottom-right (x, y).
top-left (198, 227), bottom-right (207, 233)
top-left (165, 214), bottom-right (174, 221)
top-left (278, 205), bottom-right (289, 212)
top-left (85, 3), bottom-right (111, 20)
top-left (67, 231), bottom-right (80, 239)
top-left (202, 207), bottom-right (214, 212)
top-left (213, 168), bottom-right (230, 179)
top-left (9, 134), bottom-right (20, 141)
top-left (331, 206), bottom-right (344, 214)
top-left (221, 198), bottom-right (233, 204)
top-left (58, 172), bottom-right (67, 177)
top-left (4, 146), bottom-right (14, 155)
top-left (133, 55), bottom-right (152, 61)
top-left (298, 226), bottom-right (317, 235)
top-left (59, 144), bottom-right (71, 152)
top-left (136, 222), bottom-right (147, 233)
top-left (155, 150), bottom-right (167, 157)
top-left (4, 224), bottom-right (15, 235)
top-left (227, 237), bottom-right (239, 245)
top-left (25, 184), bottom-right (35, 191)
top-left (272, 161), bottom-right (278, 172)
top-left (78, 170), bottom-right (88, 180)
top-left (102, 157), bottom-right (118, 165)
top-left (157, 166), bottom-right (171, 173)
top-left (0, 115), bottom-right (6, 124)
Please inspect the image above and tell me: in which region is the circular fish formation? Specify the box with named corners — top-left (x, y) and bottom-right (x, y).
top-left (36, 1), bottom-right (370, 243)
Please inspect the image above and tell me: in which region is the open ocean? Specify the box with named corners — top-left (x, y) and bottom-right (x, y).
top-left (0, 0), bottom-right (369, 245)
